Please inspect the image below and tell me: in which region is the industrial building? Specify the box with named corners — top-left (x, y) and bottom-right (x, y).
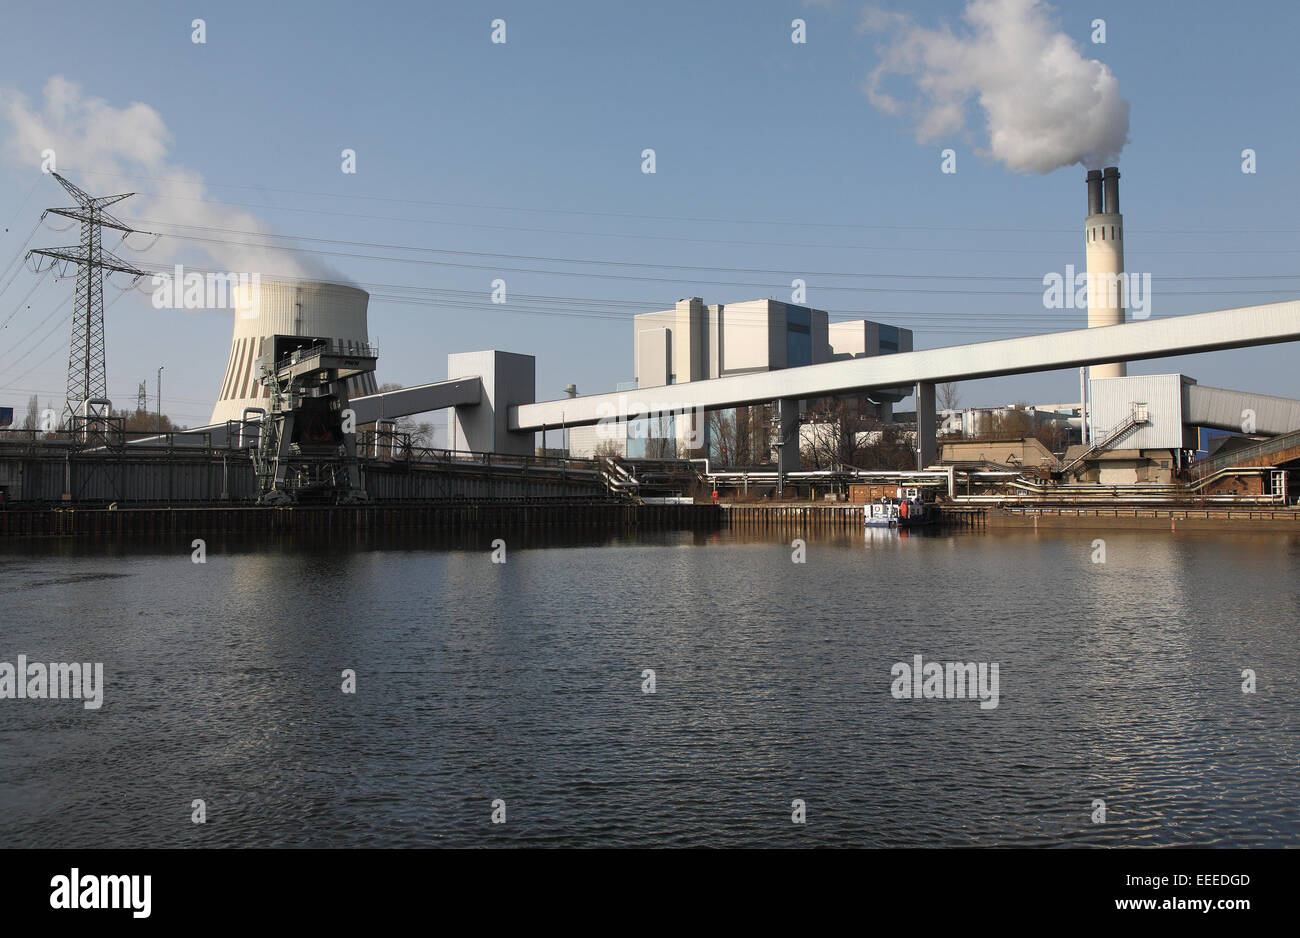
top-left (566, 297), bottom-right (914, 460)
top-left (631, 297), bottom-right (912, 386)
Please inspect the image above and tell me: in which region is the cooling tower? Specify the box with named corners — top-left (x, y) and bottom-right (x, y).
top-left (1085, 166), bottom-right (1126, 378)
top-left (210, 280), bottom-right (378, 424)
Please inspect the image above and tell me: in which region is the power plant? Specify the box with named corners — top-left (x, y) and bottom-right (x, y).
top-left (1085, 166), bottom-right (1127, 378)
top-left (3, 167), bottom-right (1300, 521)
top-left (210, 280), bottom-right (378, 426)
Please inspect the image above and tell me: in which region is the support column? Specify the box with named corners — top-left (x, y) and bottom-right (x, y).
top-left (775, 397), bottom-right (800, 493)
top-left (916, 381), bottom-right (936, 470)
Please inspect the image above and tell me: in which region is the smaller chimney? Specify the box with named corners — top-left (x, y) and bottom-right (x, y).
top-left (1086, 170), bottom-right (1103, 215)
top-left (1102, 166), bottom-right (1120, 214)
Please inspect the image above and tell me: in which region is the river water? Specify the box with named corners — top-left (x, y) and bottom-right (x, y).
top-left (1, 525), bottom-right (1297, 847)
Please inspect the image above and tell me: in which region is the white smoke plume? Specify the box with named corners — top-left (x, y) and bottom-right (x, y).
top-left (0, 75), bottom-right (352, 285)
top-left (863, 0), bottom-right (1129, 173)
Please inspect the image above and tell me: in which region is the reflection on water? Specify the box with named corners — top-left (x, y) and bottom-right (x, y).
top-left (0, 526), bottom-right (1297, 847)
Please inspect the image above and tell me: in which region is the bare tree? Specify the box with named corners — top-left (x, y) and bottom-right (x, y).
top-left (937, 382), bottom-right (960, 412)
top-left (708, 410), bottom-right (736, 466)
top-left (110, 406), bottom-right (181, 433)
top-left (708, 405), bottom-right (769, 466)
top-left (373, 382), bottom-right (434, 448)
top-left (644, 435), bottom-right (674, 459)
top-left (1031, 418), bottom-right (1071, 455)
top-left (856, 425), bottom-right (916, 470)
top-left (21, 395), bottom-right (40, 441)
top-left (801, 398), bottom-right (872, 469)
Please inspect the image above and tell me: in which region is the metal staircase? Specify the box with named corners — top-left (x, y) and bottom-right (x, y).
top-left (1061, 402), bottom-right (1150, 476)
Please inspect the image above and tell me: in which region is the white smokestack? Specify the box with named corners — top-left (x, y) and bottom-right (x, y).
top-left (862, 0), bottom-right (1130, 174)
top-left (1086, 166), bottom-right (1126, 378)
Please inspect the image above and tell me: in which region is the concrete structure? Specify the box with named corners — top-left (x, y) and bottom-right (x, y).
top-left (172, 300), bottom-right (1300, 469)
top-left (515, 299), bottom-right (1300, 471)
top-left (1061, 448), bottom-right (1179, 485)
top-left (211, 281), bottom-right (378, 424)
top-left (1086, 167), bottom-right (1127, 378)
top-left (349, 377), bottom-right (480, 427)
top-left (939, 438), bottom-right (1060, 471)
top-left (447, 350), bottom-right (535, 456)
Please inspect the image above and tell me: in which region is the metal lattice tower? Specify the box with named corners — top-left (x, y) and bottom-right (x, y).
top-left (27, 173), bottom-right (145, 426)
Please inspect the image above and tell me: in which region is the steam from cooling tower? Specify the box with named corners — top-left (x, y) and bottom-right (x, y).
top-left (863, 0), bottom-right (1130, 173)
top-left (0, 76), bottom-right (355, 287)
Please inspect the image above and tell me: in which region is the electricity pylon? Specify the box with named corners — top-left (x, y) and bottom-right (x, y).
top-left (27, 173), bottom-right (146, 426)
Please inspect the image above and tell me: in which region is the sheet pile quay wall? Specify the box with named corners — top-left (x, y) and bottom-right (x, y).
top-left (0, 447), bottom-right (609, 505)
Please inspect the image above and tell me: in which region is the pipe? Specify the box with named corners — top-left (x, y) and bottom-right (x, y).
top-left (1086, 169), bottom-right (1104, 215)
top-left (375, 418), bottom-right (397, 458)
top-left (239, 407), bottom-right (265, 448)
top-left (1102, 166), bottom-right (1120, 214)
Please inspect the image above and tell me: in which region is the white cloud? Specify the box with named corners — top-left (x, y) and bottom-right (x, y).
top-left (862, 0), bottom-right (1129, 173)
top-left (0, 76), bottom-right (348, 283)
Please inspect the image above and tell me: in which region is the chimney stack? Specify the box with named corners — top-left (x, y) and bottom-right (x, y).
top-left (1102, 166), bottom-right (1120, 214)
top-left (1084, 166), bottom-right (1127, 379)
top-left (1086, 169), bottom-right (1103, 216)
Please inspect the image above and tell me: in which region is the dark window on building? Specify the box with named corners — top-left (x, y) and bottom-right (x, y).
top-left (786, 305), bottom-right (813, 366)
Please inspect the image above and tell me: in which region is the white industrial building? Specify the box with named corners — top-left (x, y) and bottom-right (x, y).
top-left (631, 297), bottom-right (912, 384)
top-left (571, 297), bottom-right (913, 460)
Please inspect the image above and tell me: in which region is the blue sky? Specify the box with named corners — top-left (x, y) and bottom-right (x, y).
top-left (1, 0), bottom-right (1298, 431)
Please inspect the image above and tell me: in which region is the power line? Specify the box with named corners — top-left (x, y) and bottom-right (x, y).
top-left (0, 219), bottom-right (46, 302)
top-left (112, 225), bottom-right (1300, 305)
top-left (107, 259), bottom-right (1300, 330)
top-left (124, 218), bottom-right (1300, 282)
top-left (0, 290), bottom-right (74, 370)
top-left (3, 288), bottom-right (130, 389)
top-left (72, 167), bottom-right (1300, 237)
top-left (0, 267), bottom-right (52, 332)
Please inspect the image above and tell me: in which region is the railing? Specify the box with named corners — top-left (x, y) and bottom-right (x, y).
top-left (1190, 427), bottom-right (1300, 478)
top-left (0, 426), bottom-right (220, 452)
top-left (349, 434), bottom-right (611, 474)
top-left (274, 339), bottom-right (378, 372)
